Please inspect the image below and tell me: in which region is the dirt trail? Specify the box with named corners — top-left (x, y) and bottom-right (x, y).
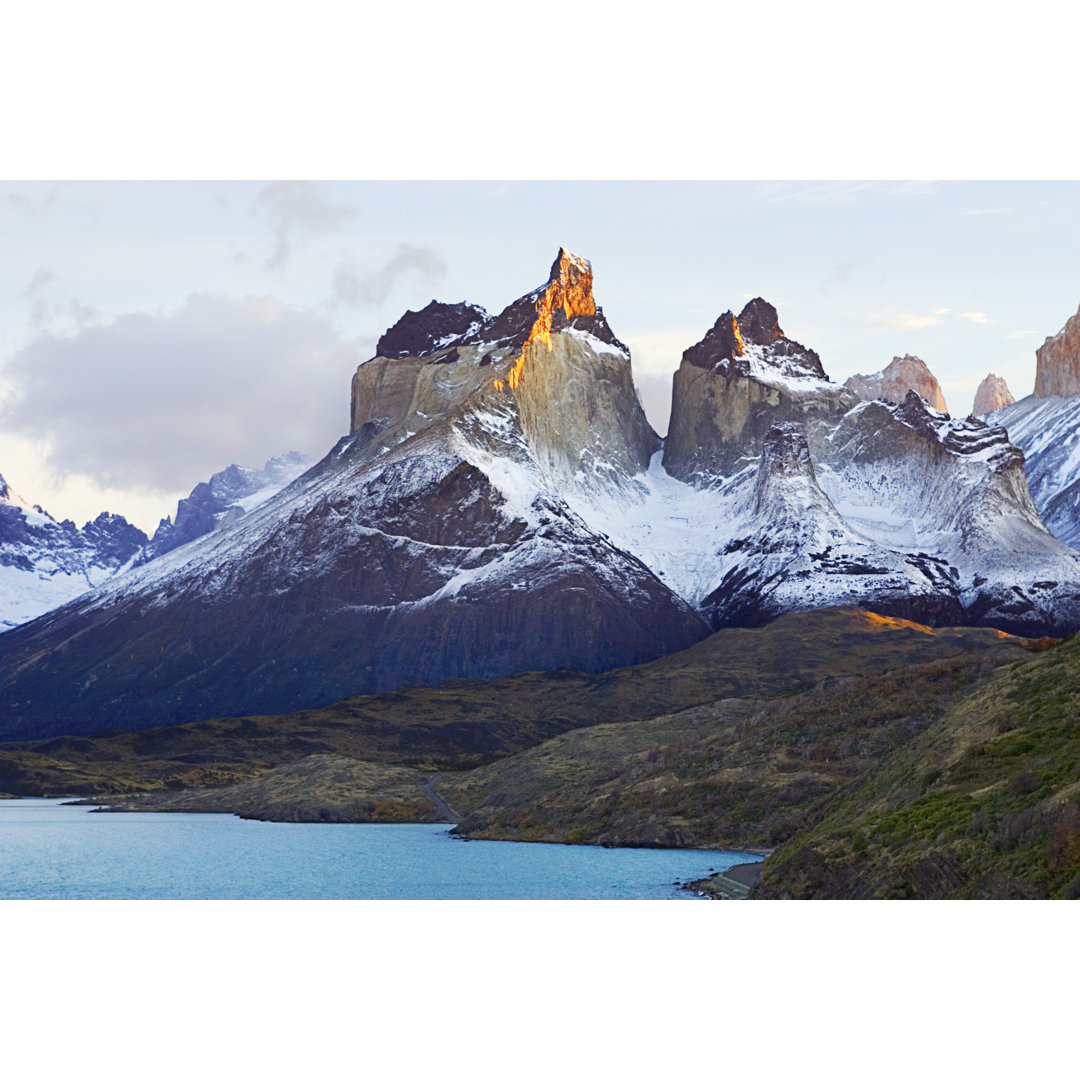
top-left (421, 775), bottom-right (459, 823)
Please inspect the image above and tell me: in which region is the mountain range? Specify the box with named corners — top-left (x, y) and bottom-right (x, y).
top-left (3, 251), bottom-right (1080, 742)
top-left (0, 453), bottom-right (310, 630)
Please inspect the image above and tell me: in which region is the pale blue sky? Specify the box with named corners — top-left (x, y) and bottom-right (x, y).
top-left (3, 180), bottom-right (1079, 532)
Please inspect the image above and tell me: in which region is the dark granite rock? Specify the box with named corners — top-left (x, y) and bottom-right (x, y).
top-left (377, 301), bottom-right (492, 360)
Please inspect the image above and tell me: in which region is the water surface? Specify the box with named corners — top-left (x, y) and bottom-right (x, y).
top-left (0, 799), bottom-right (758, 899)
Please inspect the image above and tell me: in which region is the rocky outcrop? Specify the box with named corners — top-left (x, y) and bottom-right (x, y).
top-left (844, 354), bottom-right (948, 413)
top-left (376, 301), bottom-right (492, 360)
top-left (679, 298), bottom-right (826, 380)
top-left (1034, 305), bottom-right (1080, 397)
top-left (664, 299), bottom-right (848, 480)
top-left (972, 373), bottom-right (1015, 416)
top-left (352, 247), bottom-right (656, 486)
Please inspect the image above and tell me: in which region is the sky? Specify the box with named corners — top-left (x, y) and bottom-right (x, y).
top-left (2, 179), bottom-right (1079, 533)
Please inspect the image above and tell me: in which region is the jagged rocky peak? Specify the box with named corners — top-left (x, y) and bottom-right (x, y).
top-left (973, 373), bottom-right (1015, 416)
top-left (140, 452), bottom-right (312, 563)
top-left (0, 472), bottom-right (149, 629)
top-left (664, 299), bottom-right (849, 483)
top-left (683, 298), bottom-right (826, 381)
top-left (844, 354), bottom-right (948, 413)
top-left (488, 248), bottom-right (655, 481)
top-left (480, 247), bottom-right (627, 359)
top-left (1035, 304), bottom-right (1080, 398)
top-left (352, 248), bottom-right (655, 483)
top-left (847, 389), bottom-right (1017, 466)
top-left (376, 301), bottom-right (493, 361)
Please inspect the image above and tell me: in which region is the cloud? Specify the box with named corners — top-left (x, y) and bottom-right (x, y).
top-left (960, 311), bottom-right (989, 323)
top-left (0, 295), bottom-right (365, 493)
top-left (4, 183), bottom-right (63, 218)
top-left (254, 181), bottom-right (357, 270)
top-left (332, 244), bottom-right (447, 308)
top-left (875, 313), bottom-right (943, 331)
top-left (932, 308), bottom-right (951, 316)
top-left (22, 265), bottom-right (55, 296)
top-left (19, 264), bottom-right (99, 333)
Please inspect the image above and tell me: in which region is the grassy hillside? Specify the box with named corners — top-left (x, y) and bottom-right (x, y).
top-left (755, 632), bottom-right (1080, 899)
top-left (438, 645), bottom-right (1025, 850)
top-left (98, 754), bottom-right (444, 824)
top-left (1, 607), bottom-right (1019, 800)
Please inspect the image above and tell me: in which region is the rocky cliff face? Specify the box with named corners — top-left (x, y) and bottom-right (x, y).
top-left (350, 249), bottom-right (653, 489)
top-left (844, 354), bottom-right (948, 413)
top-left (1035, 306), bottom-right (1080, 398)
top-left (972, 373), bottom-right (1015, 416)
top-left (663, 299), bottom-right (849, 480)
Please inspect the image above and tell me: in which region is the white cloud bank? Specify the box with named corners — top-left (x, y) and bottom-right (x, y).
top-left (0, 294), bottom-right (365, 494)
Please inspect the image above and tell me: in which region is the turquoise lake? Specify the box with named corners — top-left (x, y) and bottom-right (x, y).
top-left (0, 799), bottom-right (758, 899)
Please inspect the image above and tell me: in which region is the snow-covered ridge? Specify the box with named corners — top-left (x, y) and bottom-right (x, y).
top-left (0, 452), bottom-right (311, 631)
top-left (139, 451), bottom-right (311, 563)
top-left (740, 343), bottom-right (833, 393)
top-left (0, 475), bottom-right (148, 629)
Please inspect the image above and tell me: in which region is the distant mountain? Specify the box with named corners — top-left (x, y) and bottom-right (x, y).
top-left (139, 452), bottom-right (310, 563)
top-left (972, 373), bottom-right (1015, 416)
top-left (0, 475), bottom-right (146, 629)
top-left (1, 254), bottom-right (1079, 741)
top-left (0, 453), bottom-right (310, 631)
top-left (844, 354), bottom-right (948, 413)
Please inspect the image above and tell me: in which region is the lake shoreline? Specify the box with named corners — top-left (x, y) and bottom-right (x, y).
top-left (1, 798), bottom-right (756, 900)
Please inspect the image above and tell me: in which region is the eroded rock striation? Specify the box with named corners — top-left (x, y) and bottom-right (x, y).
top-left (844, 354), bottom-right (948, 413)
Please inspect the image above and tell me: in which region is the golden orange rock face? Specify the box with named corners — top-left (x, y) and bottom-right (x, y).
top-left (855, 609), bottom-right (934, 635)
top-left (494, 249), bottom-right (596, 392)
